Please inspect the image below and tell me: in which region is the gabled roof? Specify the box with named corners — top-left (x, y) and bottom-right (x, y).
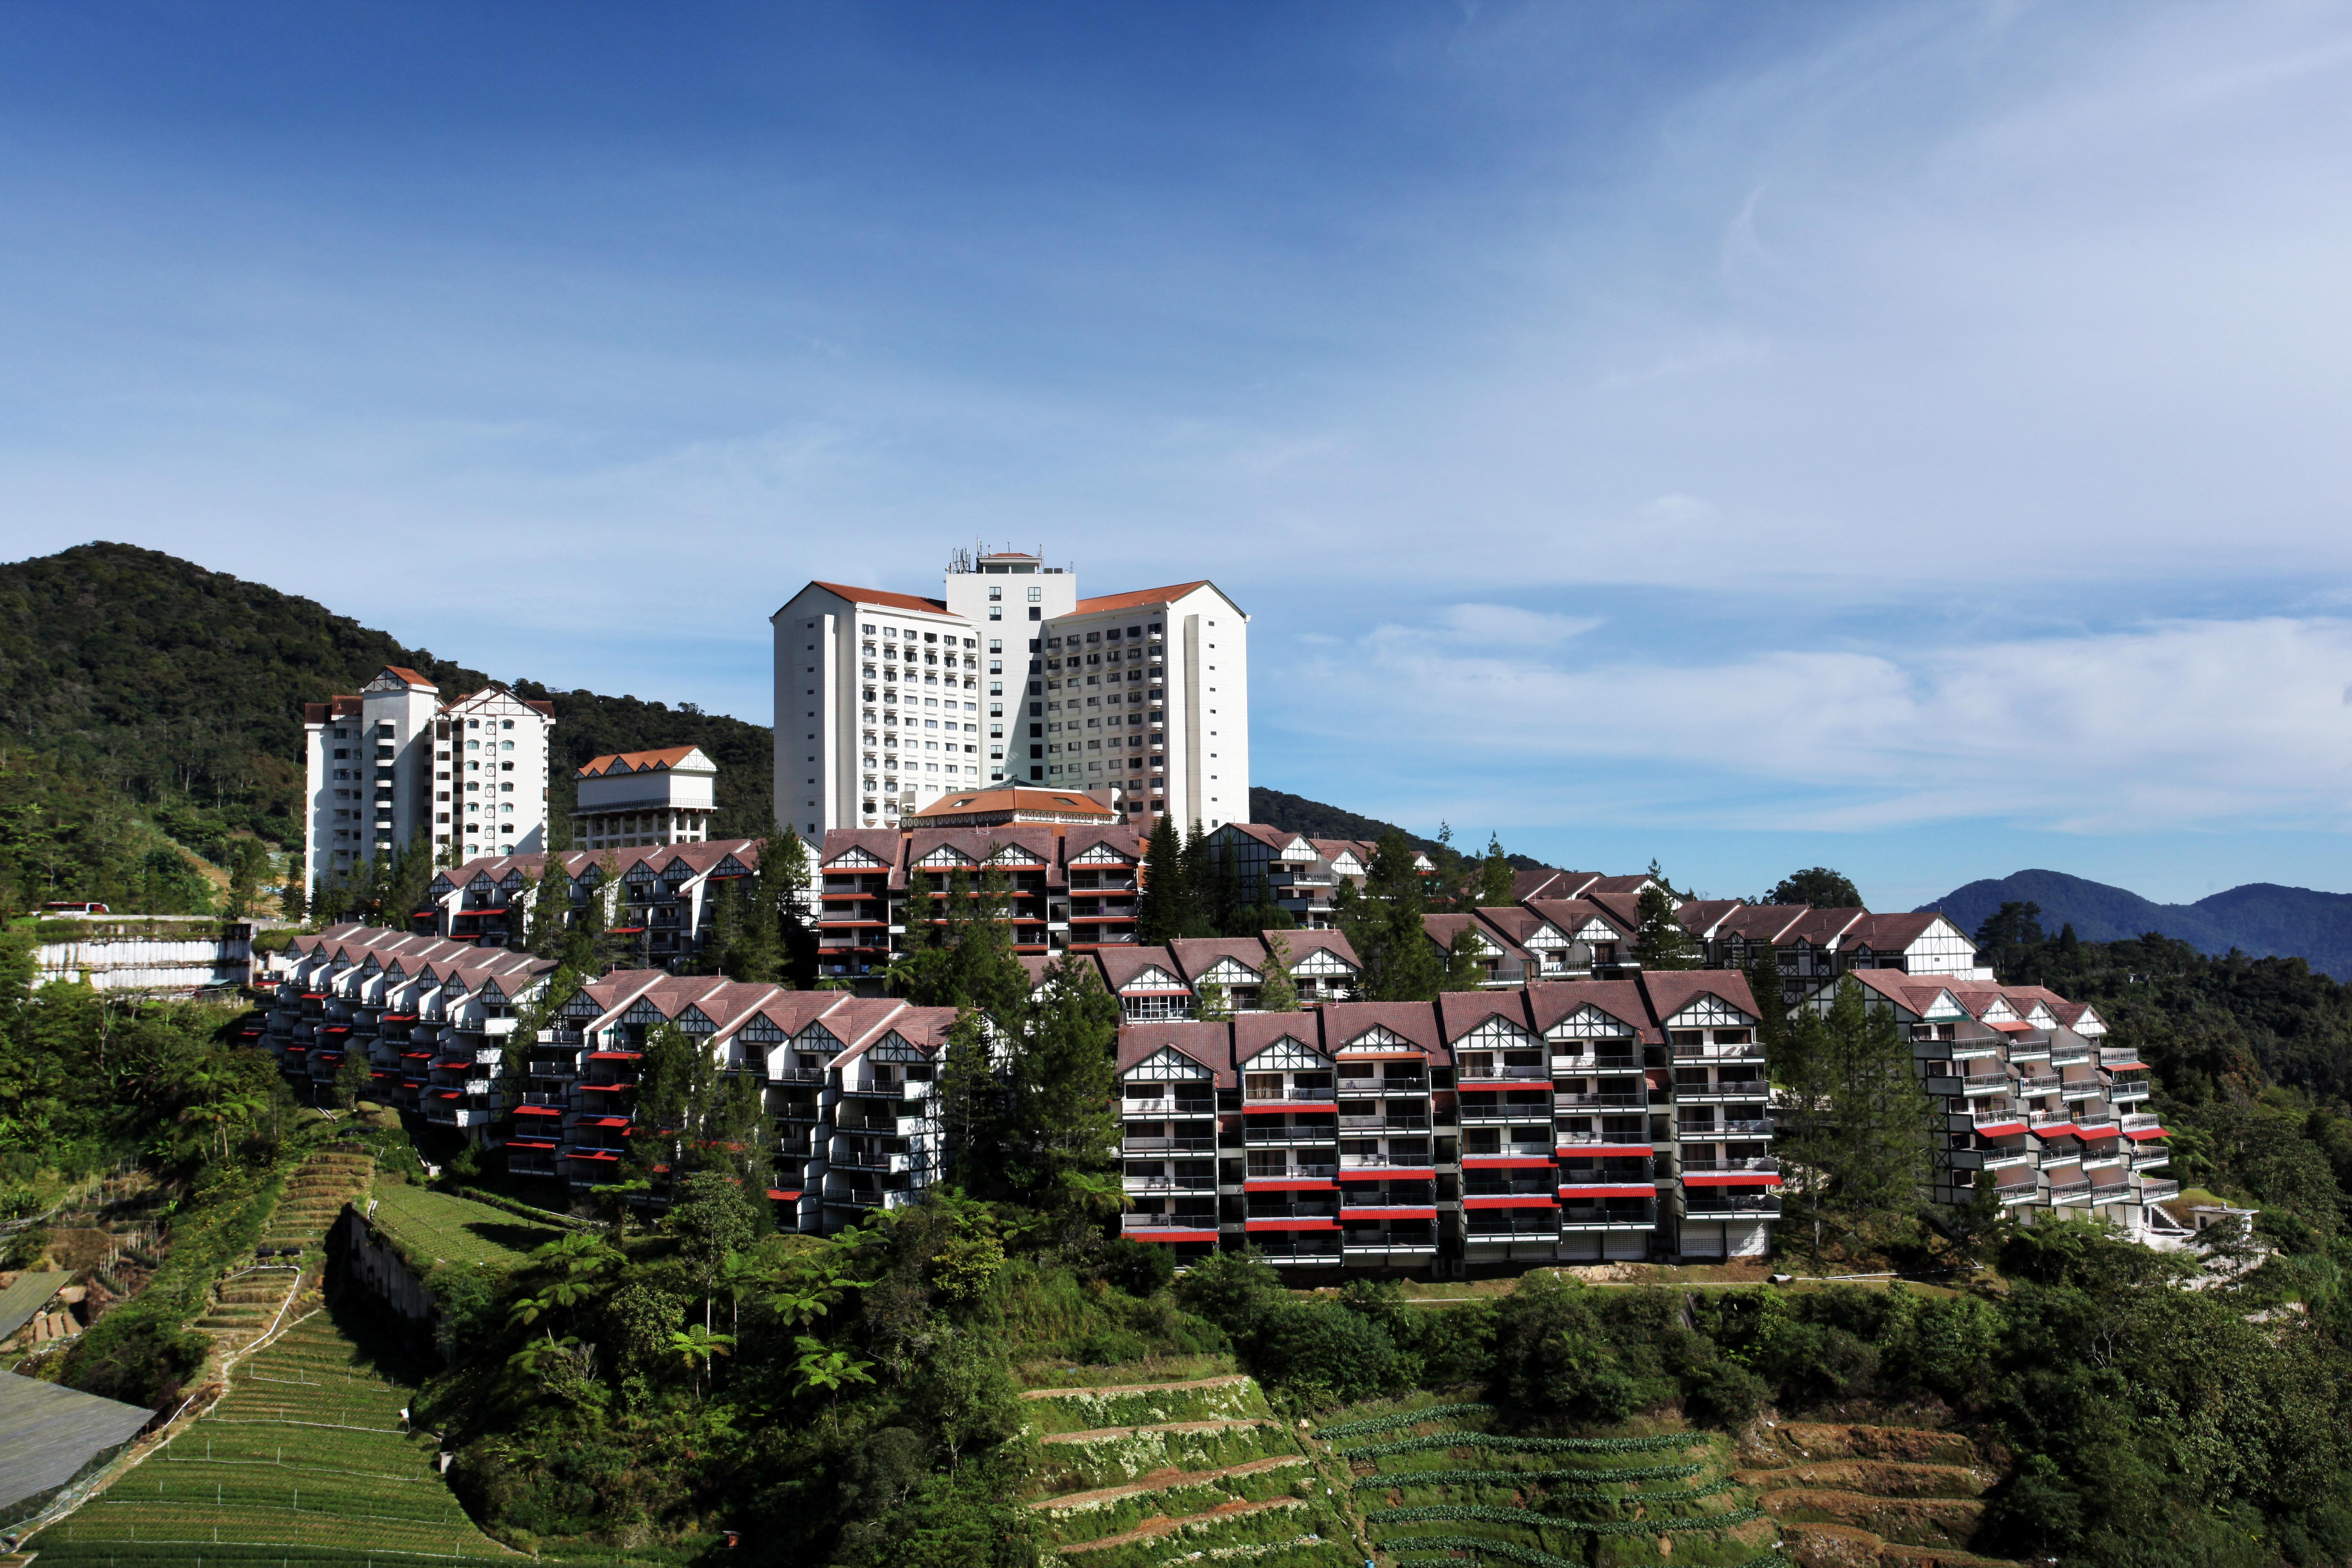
top-left (1436, 990), bottom-right (1538, 1044)
top-left (1638, 970), bottom-right (1759, 1026)
top-left (576, 745), bottom-right (713, 778)
top-left (1524, 980), bottom-right (1659, 1043)
top-left (1168, 938), bottom-right (1266, 983)
top-left (1269, 928), bottom-right (1359, 970)
top-left (1317, 1000), bottom-right (1446, 1058)
top-left (1073, 581), bottom-right (1218, 615)
top-left (1116, 1022), bottom-right (1235, 1086)
top-left (803, 580), bottom-right (951, 616)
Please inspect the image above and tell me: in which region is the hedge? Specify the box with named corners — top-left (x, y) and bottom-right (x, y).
top-left (1339, 1431), bottom-right (1705, 1460)
top-left (1314, 1402), bottom-right (1496, 1441)
top-left (1380, 1538), bottom-right (1579, 1568)
top-left (1354, 1463), bottom-right (1705, 1488)
top-left (1377, 1505), bottom-right (1764, 1535)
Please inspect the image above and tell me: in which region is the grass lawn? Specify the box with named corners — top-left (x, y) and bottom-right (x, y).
top-left (367, 1183), bottom-right (567, 1271)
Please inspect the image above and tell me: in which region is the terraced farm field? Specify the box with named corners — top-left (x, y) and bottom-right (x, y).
top-left (365, 1186), bottom-right (566, 1271)
top-left (29, 1306), bottom-right (510, 1565)
top-left (1314, 1398), bottom-right (1788, 1568)
top-left (1021, 1368), bottom-right (1359, 1566)
top-left (195, 1149), bottom-right (372, 1347)
top-left (1736, 1422), bottom-right (2021, 1568)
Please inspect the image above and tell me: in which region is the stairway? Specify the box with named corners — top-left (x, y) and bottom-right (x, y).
top-left (192, 1150), bottom-right (372, 1349)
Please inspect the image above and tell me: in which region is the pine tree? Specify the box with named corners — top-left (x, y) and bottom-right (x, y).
top-left (1008, 957), bottom-right (1121, 1221)
top-left (1194, 977), bottom-right (1232, 1022)
top-left (939, 1007), bottom-right (1006, 1194)
top-left (1257, 931), bottom-right (1299, 1012)
top-left (526, 856), bottom-right (573, 959)
top-left (1476, 834), bottom-right (1514, 910)
top-left (331, 1038), bottom-right (371, 1110)
top-left (223, 839), bottom-right (264, 919)
top-left (1341, 830), bottom-right (1443, 1002)
top-left (704, 874), bottom-right (745, 976)
top-left (1179, 824), bottom-right (1216, 939)
top-left (1135, 814), bottom-right (1188, 945)
top-left (1210, 844), bottom-right (1245, 937)
top-left (1442, 926), bottom-right (1490, 991)
top-left (1774, 978), bottom-right (1932, 1264)
top-left (1744, 946), bottom-right (1790, 1068)
top-left (759, 828), bottom-right (818, 987)
top-left (382, 830), bottom-right (436, 934)
top-left (1632, 879), bottom-right (1698, 970)
top-left (279, 855), bottom-right (308, 926)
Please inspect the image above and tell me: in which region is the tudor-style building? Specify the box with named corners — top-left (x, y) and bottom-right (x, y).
top-left (1837, 969), bottom-right (2171, 1235)
top-left (423, 841), bottom-right (766, 969)
top-left (571, 746), bottom-right (720, 851)
top-left (1112, 972), bottom-right (1779, 1275)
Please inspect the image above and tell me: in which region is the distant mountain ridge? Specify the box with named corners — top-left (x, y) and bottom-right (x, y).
top-left (1921, 868), bottom-right (2352, 980)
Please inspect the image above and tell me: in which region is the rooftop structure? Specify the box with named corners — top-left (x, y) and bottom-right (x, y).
top-left (572, 745), bottom-right (719, 851)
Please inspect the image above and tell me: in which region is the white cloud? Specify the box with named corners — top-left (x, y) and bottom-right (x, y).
top-left (1286, 614), bottom-right (2352, 833)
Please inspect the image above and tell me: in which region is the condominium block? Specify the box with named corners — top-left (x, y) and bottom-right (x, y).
top-left (302, 666), bottom-right (554, 898)
top-left (772, 550), bottom-right (1248, 836)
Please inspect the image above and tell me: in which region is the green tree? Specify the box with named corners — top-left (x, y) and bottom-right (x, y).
top-left (1194, 977), bottom-right (1232, 1022)
top-left (1974, 900), bottom-right (2046, 983)
top-left (524, 856), bottom-right (572, 958)
top-left (1776, 978), bottom-right (1933, 1264)
top-left (222, 838), bottom-right (266, 918)
top-left (939, 1008), bottom-right (1006, 1193)
top-left (703, 872), bottom-right (745, 975)
top-left (330, 1039), bottom-right (371, 1110)
top-left (1007, 956), bottom-right (1121, 1220)
top-left (757, 827), bottom-right (817, 987)
top-left (1256, 931), bottom-right (1299, 1012)
top-left (1208, 842), bottom-right (1245, 936)
top-left (1743, 945), bottom-right (1789, 1066)
top-left (1339, 830), bottom-right (1443, 1002)
top-left (1632, 878), bottom-right (1698, 970)
top-left (278, 854), bottom-right (307, 925)
top-left (1475, 833), bottom-right (1515, 909)
top-left (1765, 867), bottom-right (1864, 907)
top-left (1134, 813), bottom-right (1189, 945)
top-left (1442, 925), bottom-right (1490, 991)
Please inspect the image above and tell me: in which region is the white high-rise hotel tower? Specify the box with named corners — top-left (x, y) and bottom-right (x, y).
top-left (772, 551), bottom-right (1249, 834)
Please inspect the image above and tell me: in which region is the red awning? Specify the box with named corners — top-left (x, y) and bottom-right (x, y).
top-left (588, 1051), bottom-right (643, 1061)
top-left (584, 1115), bottom-right (632, 1128)
top-left (1336, 1167), bottom-right (1434, 1181)
top-left (1462, 1156), bottom-right (1557, 1169)
top-left (1244, 1218), bottom-right (1339, 1232)
top-left (1463, 1194), bottom-right (1558, 1210)
top-left (1338, 1205), bottom-right (1438, 1219)
top-left (2030, 1124), bottom-right (2078, 1139)
top-left (2125, 1127), bottom-right (2169, 1141)
top-left (2104, 1060), bottom-right (2148, 1071)
top-left (513, 1105), bottom-right (562, 1117)
top-left (1128, 1229), bottom-right (1220, 1243)
top-left (1988, 1019), bottom-right (2034, 1033)
top-left (1682, 1173), bottom-right (1783, 1187)
top-left (1243, 1178), bottom-right (1336, 1192)
top-left (766, 1189), bottom-right (802, 1201)
top-left (320, 1026), bottom-right (349, 1034)
top-left (1974, 1121), bottom-right (2027, 1137)
top-left (506, 1139), bottom-right (557, 1150)
top-left (571, 1150), bottom-right (621, 1162)
top-left (1560, 1144), bottom-right (1655, 1157)
top-left (1558, 1184), bottom-right (1658, 1197)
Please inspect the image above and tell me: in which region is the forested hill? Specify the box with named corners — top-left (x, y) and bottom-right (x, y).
top-left (1246, 784), bottom-right (1553, 872)
top-left (0, 542), bottom-right (776, 868)
top-left (1926, 867), bottom-right (2352, 981)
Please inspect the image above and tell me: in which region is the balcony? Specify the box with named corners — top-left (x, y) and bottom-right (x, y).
top-left (1244, 1086), bottom-right (1336, 1104)
top-left (770, 1067), bottom-right (826, 1085)
top-left (1457, 1103), bottom-right (1552, 1124)
top-left (2048, 1042), bottom-right (2091, 1067)
top-left (830, 1147), bottom-right (911, 1173)
top-left (1461, 1141), bottom-right (1551, 1160)
top-left (1122, 1211), bottom-right (1216, 1234)
top-left (2014, 1072), bottom-right (2061, 1095)
top-left (1243, 1124), bottom-right (1339, 1146)
top-left (1338, 1114), bottom-right (1430, 1133)
top-left (1465, 1215), bottom-right (1560, 1240)
top-left (1246, 1163), bottom-right (1337, 1180)
top-left (1674, 1086), bottom-right (1769, 1108)
top-left (1557, 1127), bottom-right (1654, 1147)
top-left (843, 1078), bottom-right (930, 1101)
top-left (1554, 1091), bottom-right (1648, 1110)
top-left (1554, 1053), bottom-right (1642, 1074)
top-left (1681, 1194), bottom-right (1782, 1218)
top-left (2099, 1047), bottom-right (2143, 1067)
top-left (1457, 1064), bottom-right (1550, 1082)
top-left (1122, 1135), bottom-right (1218, 1154)
top-left (1256, 1239), bottom-right (1344, 1264)
top-left (1341, 1151), bottom-right (1436, 1171)
top-left (1124, 1172), bottom-right (1217, 1193)
top-left (1950, 1037), bottom-right (2001, 1061)
top-left (1996, 1183), bottom-right (2043, 1207)
top-left (1981, 1146), bottom-right (2035, 1169)
top-left (1970, 1105), bottom-right (2025, 1129)
top-left (1680, 1155), bottom-right (1778, 1175)
top-left (1671, 1039), bottom-right (1766, 1061)
top-left (2134, 1177), bottom-right (2180, 1203)
top-left (1336, 1075), bottom-right (1424, 1097)
top-left (2120, 1112), bottom-right (2164, 1133)
top-left (2046, 1177), bottom-right (2094, 1205)
top-left (1561, 1203), bottom-right (1656, 1230)
top-left (2059, 1080), bottom-right (2099, 1101)
top-left (1124, 1100), bottom-right (1216, 1121)
top-left (2106, 1078), bottom-right (2150, 1103)
top-left (1246, 1200), bottom-right (1338, 1220)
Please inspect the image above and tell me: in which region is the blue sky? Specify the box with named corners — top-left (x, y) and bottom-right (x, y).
top-left (6, 1), bottom-right (2352, 908)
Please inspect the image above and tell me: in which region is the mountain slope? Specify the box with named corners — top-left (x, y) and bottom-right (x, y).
top-left (0, 543), bottom-right (776, 857)
top-left (1923, 868), bottom-right (2352, 980)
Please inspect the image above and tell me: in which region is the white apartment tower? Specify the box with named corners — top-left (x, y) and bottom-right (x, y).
top-left (302, 668), bottom-right (554, 898)
top-left (772, 551), bottom-right (1249, 836)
